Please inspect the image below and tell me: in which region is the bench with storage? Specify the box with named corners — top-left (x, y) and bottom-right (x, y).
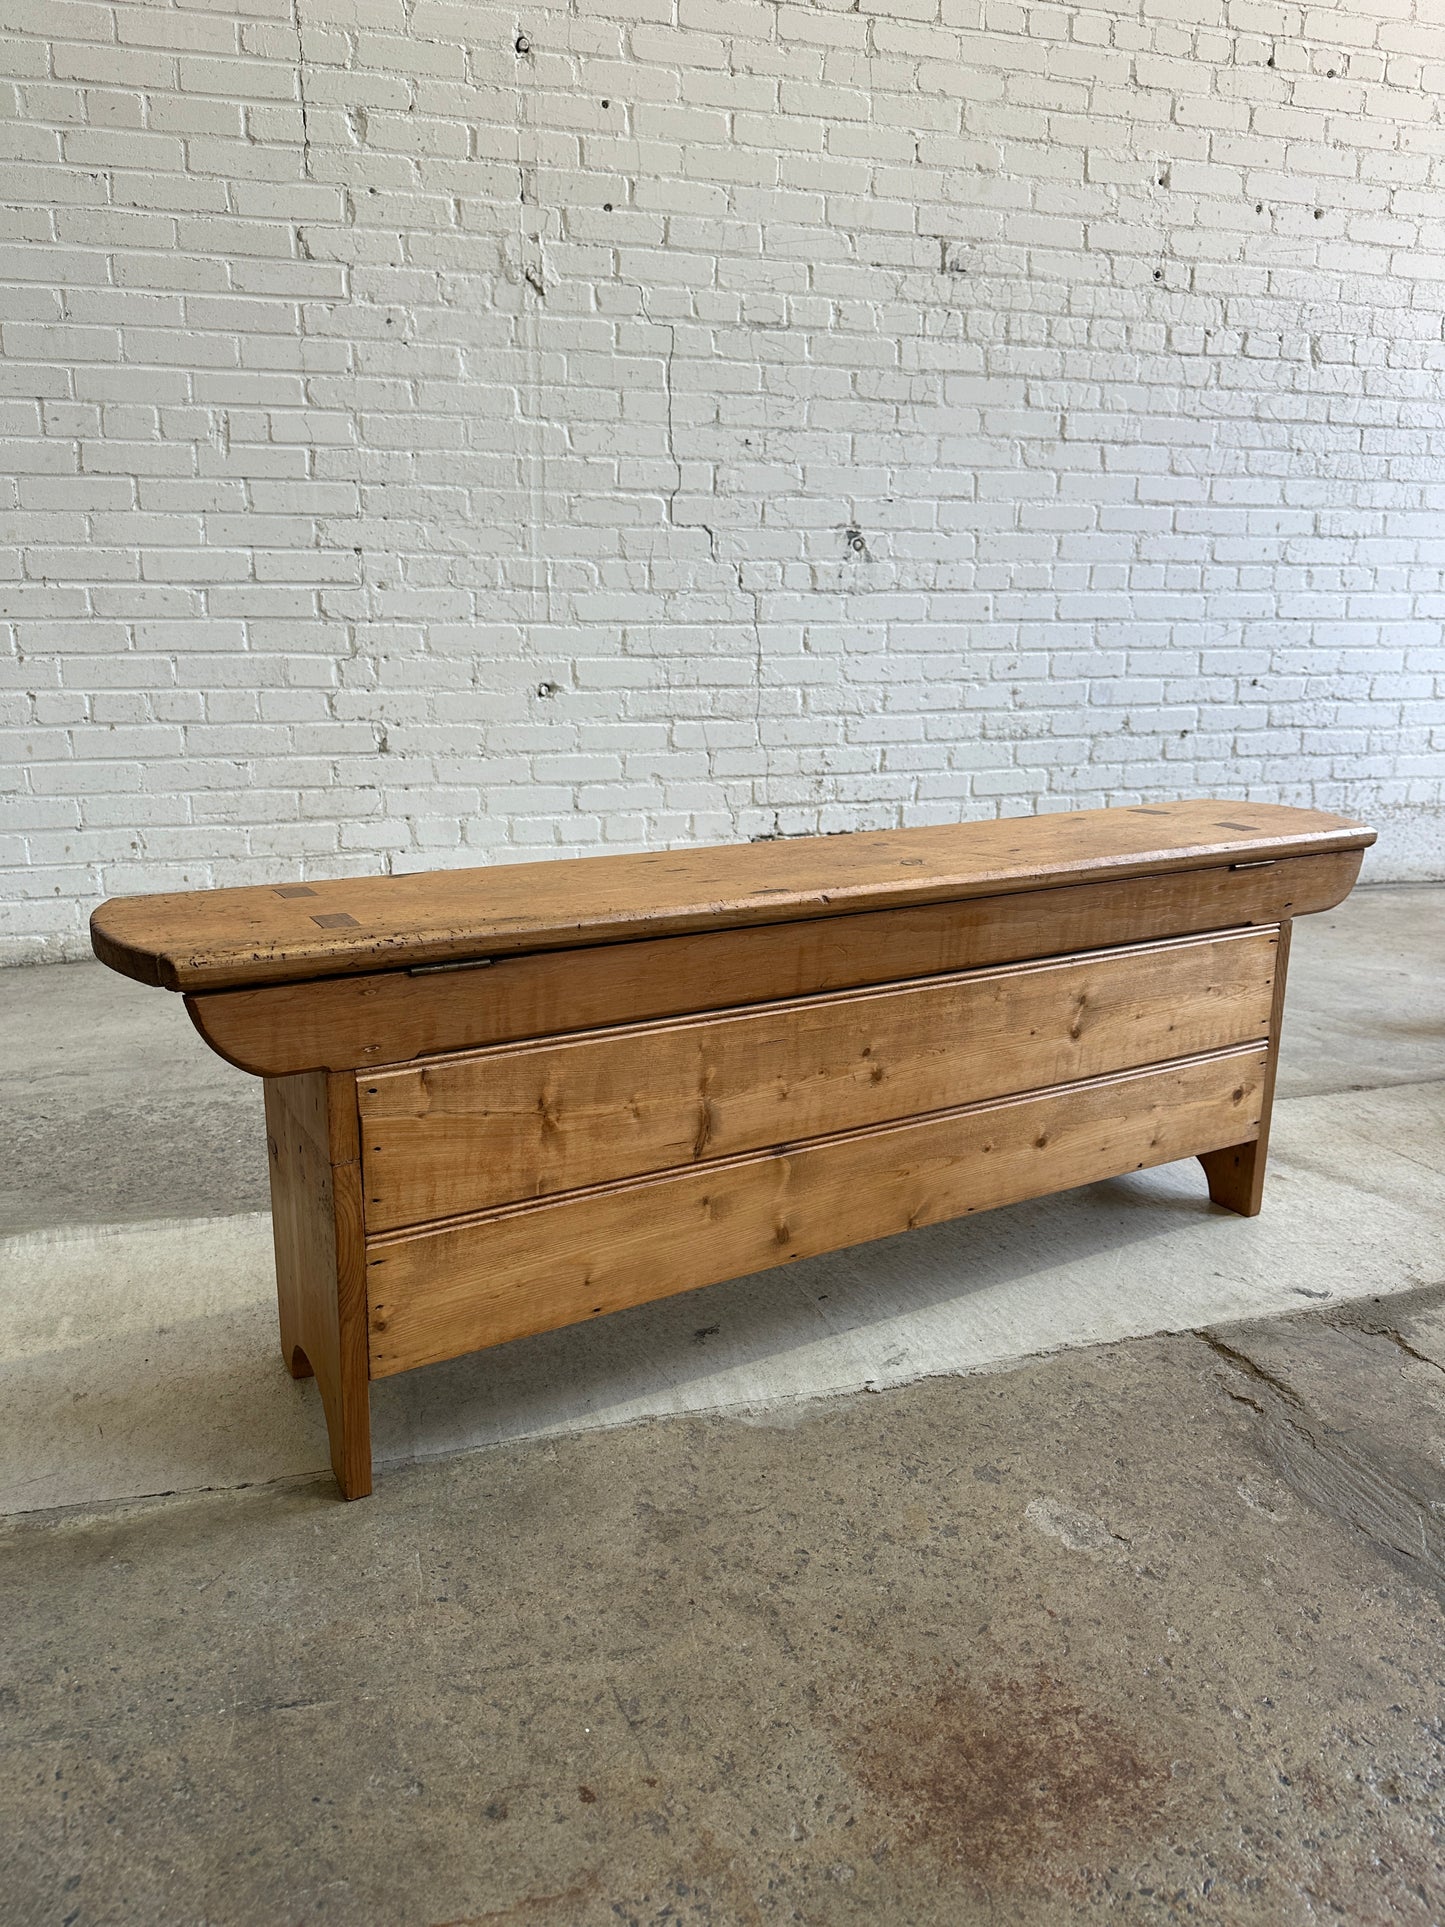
top-left (90, 798), bottom-right (1373, 1498)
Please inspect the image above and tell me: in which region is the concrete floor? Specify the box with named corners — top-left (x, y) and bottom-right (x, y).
top-left (2, 884), bottom-right (1445, 1923)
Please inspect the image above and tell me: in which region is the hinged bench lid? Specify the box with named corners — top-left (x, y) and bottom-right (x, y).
top-left (90, 798), bottom-right (1374, 993)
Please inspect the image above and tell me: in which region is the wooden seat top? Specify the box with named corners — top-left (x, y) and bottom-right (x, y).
top-left (90, 798), bottom-right (1374, 994)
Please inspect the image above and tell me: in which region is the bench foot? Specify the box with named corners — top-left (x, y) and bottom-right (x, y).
top-left (313, 1348), bottom-right (373, 1502)
top-left (1198, 915), bottom-right (1290, 1221)
top-left (280, 1335), bottom-right (314, 1380)
top-left (265, 1071), bottom-right (374, 1501)
top-left (1198, 1139), bottom-right (1266, 1217)
top-left (284, 1335), bottom-right (372, 1499)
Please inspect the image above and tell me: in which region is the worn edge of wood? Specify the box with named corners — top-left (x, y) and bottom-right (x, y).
top-left (93, 816), bottom-right (1375, 994)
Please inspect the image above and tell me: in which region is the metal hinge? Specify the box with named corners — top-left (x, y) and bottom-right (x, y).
top-left (406, 956), bottom-right (495, 976)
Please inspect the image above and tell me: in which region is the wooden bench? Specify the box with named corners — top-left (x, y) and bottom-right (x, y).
top-left (91, 798), bottom-right (1373, 1499)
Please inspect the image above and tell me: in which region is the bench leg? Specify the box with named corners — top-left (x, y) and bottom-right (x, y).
top-left (264, 1071), bottom-right (373, 1500)
top-left (1197, 916), bottom-right (1292, 1220)
top-left (1199, 1138), bottom-right (1267, 1217)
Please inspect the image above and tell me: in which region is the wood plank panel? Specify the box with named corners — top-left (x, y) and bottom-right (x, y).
top-left (263, 1070), bottom-right (372, 1498)
top-left (186, 850), bottom-right (1358, 1076)
top-left (92, 799), bottom-right (1373, 992)
top-left (1199, 917), bottom-right (1293, 1217)
top-left (366, 1046), bottom-right (1269, 1377)
top-left (358, 929), bottom-right (1278, 1231)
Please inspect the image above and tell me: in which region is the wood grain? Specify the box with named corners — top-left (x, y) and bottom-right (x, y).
top-left (1199, 917), bottom-right (1293, 1217)
top-left (186, 850), bottom-right (1359, 1077)
top-left (264, 1070), bottom-right (372, 1499)
top-left (366, 1046), bottom-right (1269, 1377)
top-left (92, 798), bottom-right (1373, 993)
top-left (358, 928), bottom-right (1279, 1231)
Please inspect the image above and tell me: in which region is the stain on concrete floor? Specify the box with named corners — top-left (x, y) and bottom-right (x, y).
top-left (841, 1665), bottom-right (1171, 1894)
top-left (4, 1295), bottom-right (1445, 1927)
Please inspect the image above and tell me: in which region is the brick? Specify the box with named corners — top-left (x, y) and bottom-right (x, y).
top-left (0, 0), bottom-right (1438, 958)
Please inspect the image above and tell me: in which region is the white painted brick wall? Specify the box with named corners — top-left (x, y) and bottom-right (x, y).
top-left (2, 0), bottom-right (1443, 963)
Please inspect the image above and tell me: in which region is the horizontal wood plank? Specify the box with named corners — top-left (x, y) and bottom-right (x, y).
top-left (92, 798), bottom-right (1372, 993)
top-left (187, 849), bottom-right (1358, 1076)
top-left (366, 1046), bottom-right (1269, 1377)
top-left (358, 929), bottom-right (1279, 1230)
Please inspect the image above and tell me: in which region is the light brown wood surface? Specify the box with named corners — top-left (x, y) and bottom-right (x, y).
top-left (365, 1045), bottom-right (1268, 1377)
top-left (263, 1070), bottom-right (372, 1498)
top-left (1198, 917), bottom-right (1293, 1217)
top-left (92, 798), bottom-right (1373, 993)
top-left (358, 929), bottom-right (1279, 1231)
top-left (186, 849), bottom-right (1360, 1077)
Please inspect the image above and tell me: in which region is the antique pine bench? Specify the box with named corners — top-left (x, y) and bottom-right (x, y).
top-left (91, 799), bottom-right (1373, 1499)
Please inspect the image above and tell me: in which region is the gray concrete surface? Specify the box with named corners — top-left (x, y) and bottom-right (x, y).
top-left (2, 882), bottom-right (1444, 1923)
top-left (4, 1308), bottom-right (1444, 1925)
top-left (1273, 882), bottom-right (1445, 1100)
top-left (0, 955), bottom-right (267, 1232)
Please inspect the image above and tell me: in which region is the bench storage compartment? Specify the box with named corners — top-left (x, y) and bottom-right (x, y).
top-left (365, 1046), bottom-right (1271, 1378)
top-left (91, 798), bottom-right (1374, 1498)
top-left (356, 928), bottom-right (1278, 1228)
